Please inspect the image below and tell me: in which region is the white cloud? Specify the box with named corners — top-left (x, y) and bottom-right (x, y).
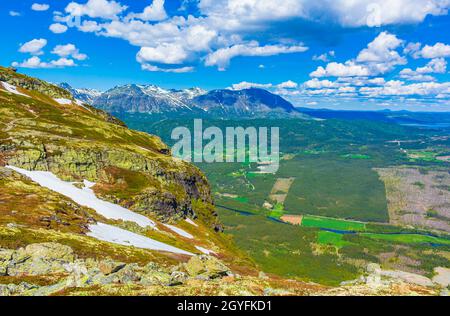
top-left (310, 61), bottom-right (371, 78)
top-left (399, 58), bottom-right (447, 81)
top-left (31, 3), bottom-right (50, 11)
top-left (49, 23), bottom-right (68, 34)
top-left (403, 42), bottom-right (422, 58)
top-left (18, 39), bottom-right (47, 55)
top-left (51, 44), bottom-right (87, 61)
top-left (313, 51), bottom-right (335, 62)
top-left (356, 32), bottom-right (404, 63)
top-left (360, 81), bottom-right (450, 98)
top-left (231, 82), bottom-right (273, 90)
top-left (304, 78), bottom-right (340, 89)
top-left (65, 0), bottom-right (127, 19)
top-left (205, 41), bottom-right (308, 70)
top-left (59, 0), bottom-right (450, 74)
top-left (420, 42), bottom-right (450, 59)
top-left (78, 20), bottom-right (102, 32)
top-left (12, 56), bottom-right (76, 69)
top-left (141, 64), bottom-right (194, 73)
top-left (199, 0), bottom-right (450, 28)
top-left (231, 80), bottom-right (298, 91)
top-left (9, 11), bottom-right (21, 17)
top-left (137, 43), bottom-right (188, 65)
top-left (127, 0), bottom-right (167, 21)
top-left (311, 32), bottom-right (406, 78)
top-left (277, 80), bottom-right (298, 89)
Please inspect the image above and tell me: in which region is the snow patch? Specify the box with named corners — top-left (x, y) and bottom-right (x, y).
top-left (185, 218), bottom-right (198, 227)
top-left (163, 224), bottom-right (194, 239)
top-left (88, 223), bottom-right (193, 255)
top-left (195, 246), bottom-right (216, 255)
top-left (0, 81), bottom-right (29, 98)
top-left (6, 166), bottom-right (156, 228)
top-left (54, 98), bottom-right (73, 105)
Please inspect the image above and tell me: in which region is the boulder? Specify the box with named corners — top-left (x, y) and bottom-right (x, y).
top-left (98, 259), bottom-right (126, 275)
top-left (0, 249), bottom-right (14, 276)
top-left (432, 267), bottom-right (450, 288)
top-left (184, 255), bottom-right (230, 279)
top-left (140, 270), bottom-right (172, 286)
top-left (8, 243), bottom-right (75, 276)
top-left (169, 271), bottom-right (188, 286)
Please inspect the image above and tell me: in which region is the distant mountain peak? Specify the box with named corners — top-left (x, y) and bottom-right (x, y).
top-left (59, 82), bottom-right (102, 105)
top-left (58, 82), bottom-right (306, 119)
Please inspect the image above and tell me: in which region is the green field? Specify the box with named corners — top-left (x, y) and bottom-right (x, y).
top-left (317, 231), bottom-right (351, 248)
top-left (301, 215), bottom-right (366, 231)
top-left (362, 233), bottom-right (450, 246)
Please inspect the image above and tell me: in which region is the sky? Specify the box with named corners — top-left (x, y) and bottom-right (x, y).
top-left (1, 0), bottom-right (450, 111)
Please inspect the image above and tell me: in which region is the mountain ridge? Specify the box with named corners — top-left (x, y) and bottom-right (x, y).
top-left (60, 82), bottom-right (307, 119)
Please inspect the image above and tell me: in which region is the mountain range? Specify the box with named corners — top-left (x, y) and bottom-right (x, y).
top-left (60, 83), bottom-right (307, 119)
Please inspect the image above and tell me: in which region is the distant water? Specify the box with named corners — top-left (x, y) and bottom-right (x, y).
top-left (400, 123), bottom-right (450, 129)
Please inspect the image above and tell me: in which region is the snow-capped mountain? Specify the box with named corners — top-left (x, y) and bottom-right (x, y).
top-left (59, 82), bottom-right (305, 119)
top-left (92, 84), bottom-right (206, 114)
top-left (59, 82), bottom-right (102, 105)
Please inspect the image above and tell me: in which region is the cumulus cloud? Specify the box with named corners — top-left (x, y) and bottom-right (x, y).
top-left (65, 0), bottom-right (127, 19)
top-left (231, 82), bottom-right (273, 90)
top-left (420, 43), bottom-right (450, 59)
top-left (52, 0), bottom-right (450, 74)
top-left (277, 80), bottom-right (298, 89)
top-left (205, 41), bottom-right (308, 70)
top-left (360, 80), bottom-right (450, 98)
top-left (141, 64), bottom-right (194, 73)
top-left (126, 0), bottom-right (167, 21)
top-left (51, 44), bottom-right (87, 60)
top-left (9, 11), bottom-right (21, 17)
top-left (311, 32), bottom-right (406, 77)
top-left (313, 51), bottom-right (335, 62)
top-left (31, 3), bottom-right (50, 11)
top-left (18, 39), bottom-right (47, 55)
top-left (137, 43), bottom-right (189, 65)
top-left (12, 56), bottom-right (76, 69)
top-left (310, 61), bottom-right (371, 78)
top-left (230, 80), bottom-right (298, 91)
top-left (49, 23), bottom-right (68, 34)
top-left (199, 0), bottom-right (450, 28)
top-left (399, 58), bottom-right (447, 81)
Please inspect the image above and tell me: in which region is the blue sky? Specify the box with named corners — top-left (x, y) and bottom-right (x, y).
top-left (1, 0), bottom-right (450, 111)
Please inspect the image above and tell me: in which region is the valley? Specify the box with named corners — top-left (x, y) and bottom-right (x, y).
top-left (119, 113), bottom-right (450, 287)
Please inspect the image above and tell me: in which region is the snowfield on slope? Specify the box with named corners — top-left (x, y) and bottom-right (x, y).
top-left (53, 98), bottom-right (73, 105)
top-left (163, 224), bottom-right (194, 239)
top-left (6, 166), bottom-right (156, 228)
top-left (1, 81), bottom-right (29, 97)
top-left (88, 223), bottom-right (193, 255)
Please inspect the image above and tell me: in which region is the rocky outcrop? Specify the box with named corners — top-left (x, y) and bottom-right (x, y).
top-left (0, 243), bottom-right (232, 296)
top-left (3, 243), bottom-right (75, 276)
top-left (184, 255), bottom-right (231, 279)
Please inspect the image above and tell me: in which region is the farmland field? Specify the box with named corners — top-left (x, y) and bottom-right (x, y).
top-left (119, 113), bottom-right (450, 285)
